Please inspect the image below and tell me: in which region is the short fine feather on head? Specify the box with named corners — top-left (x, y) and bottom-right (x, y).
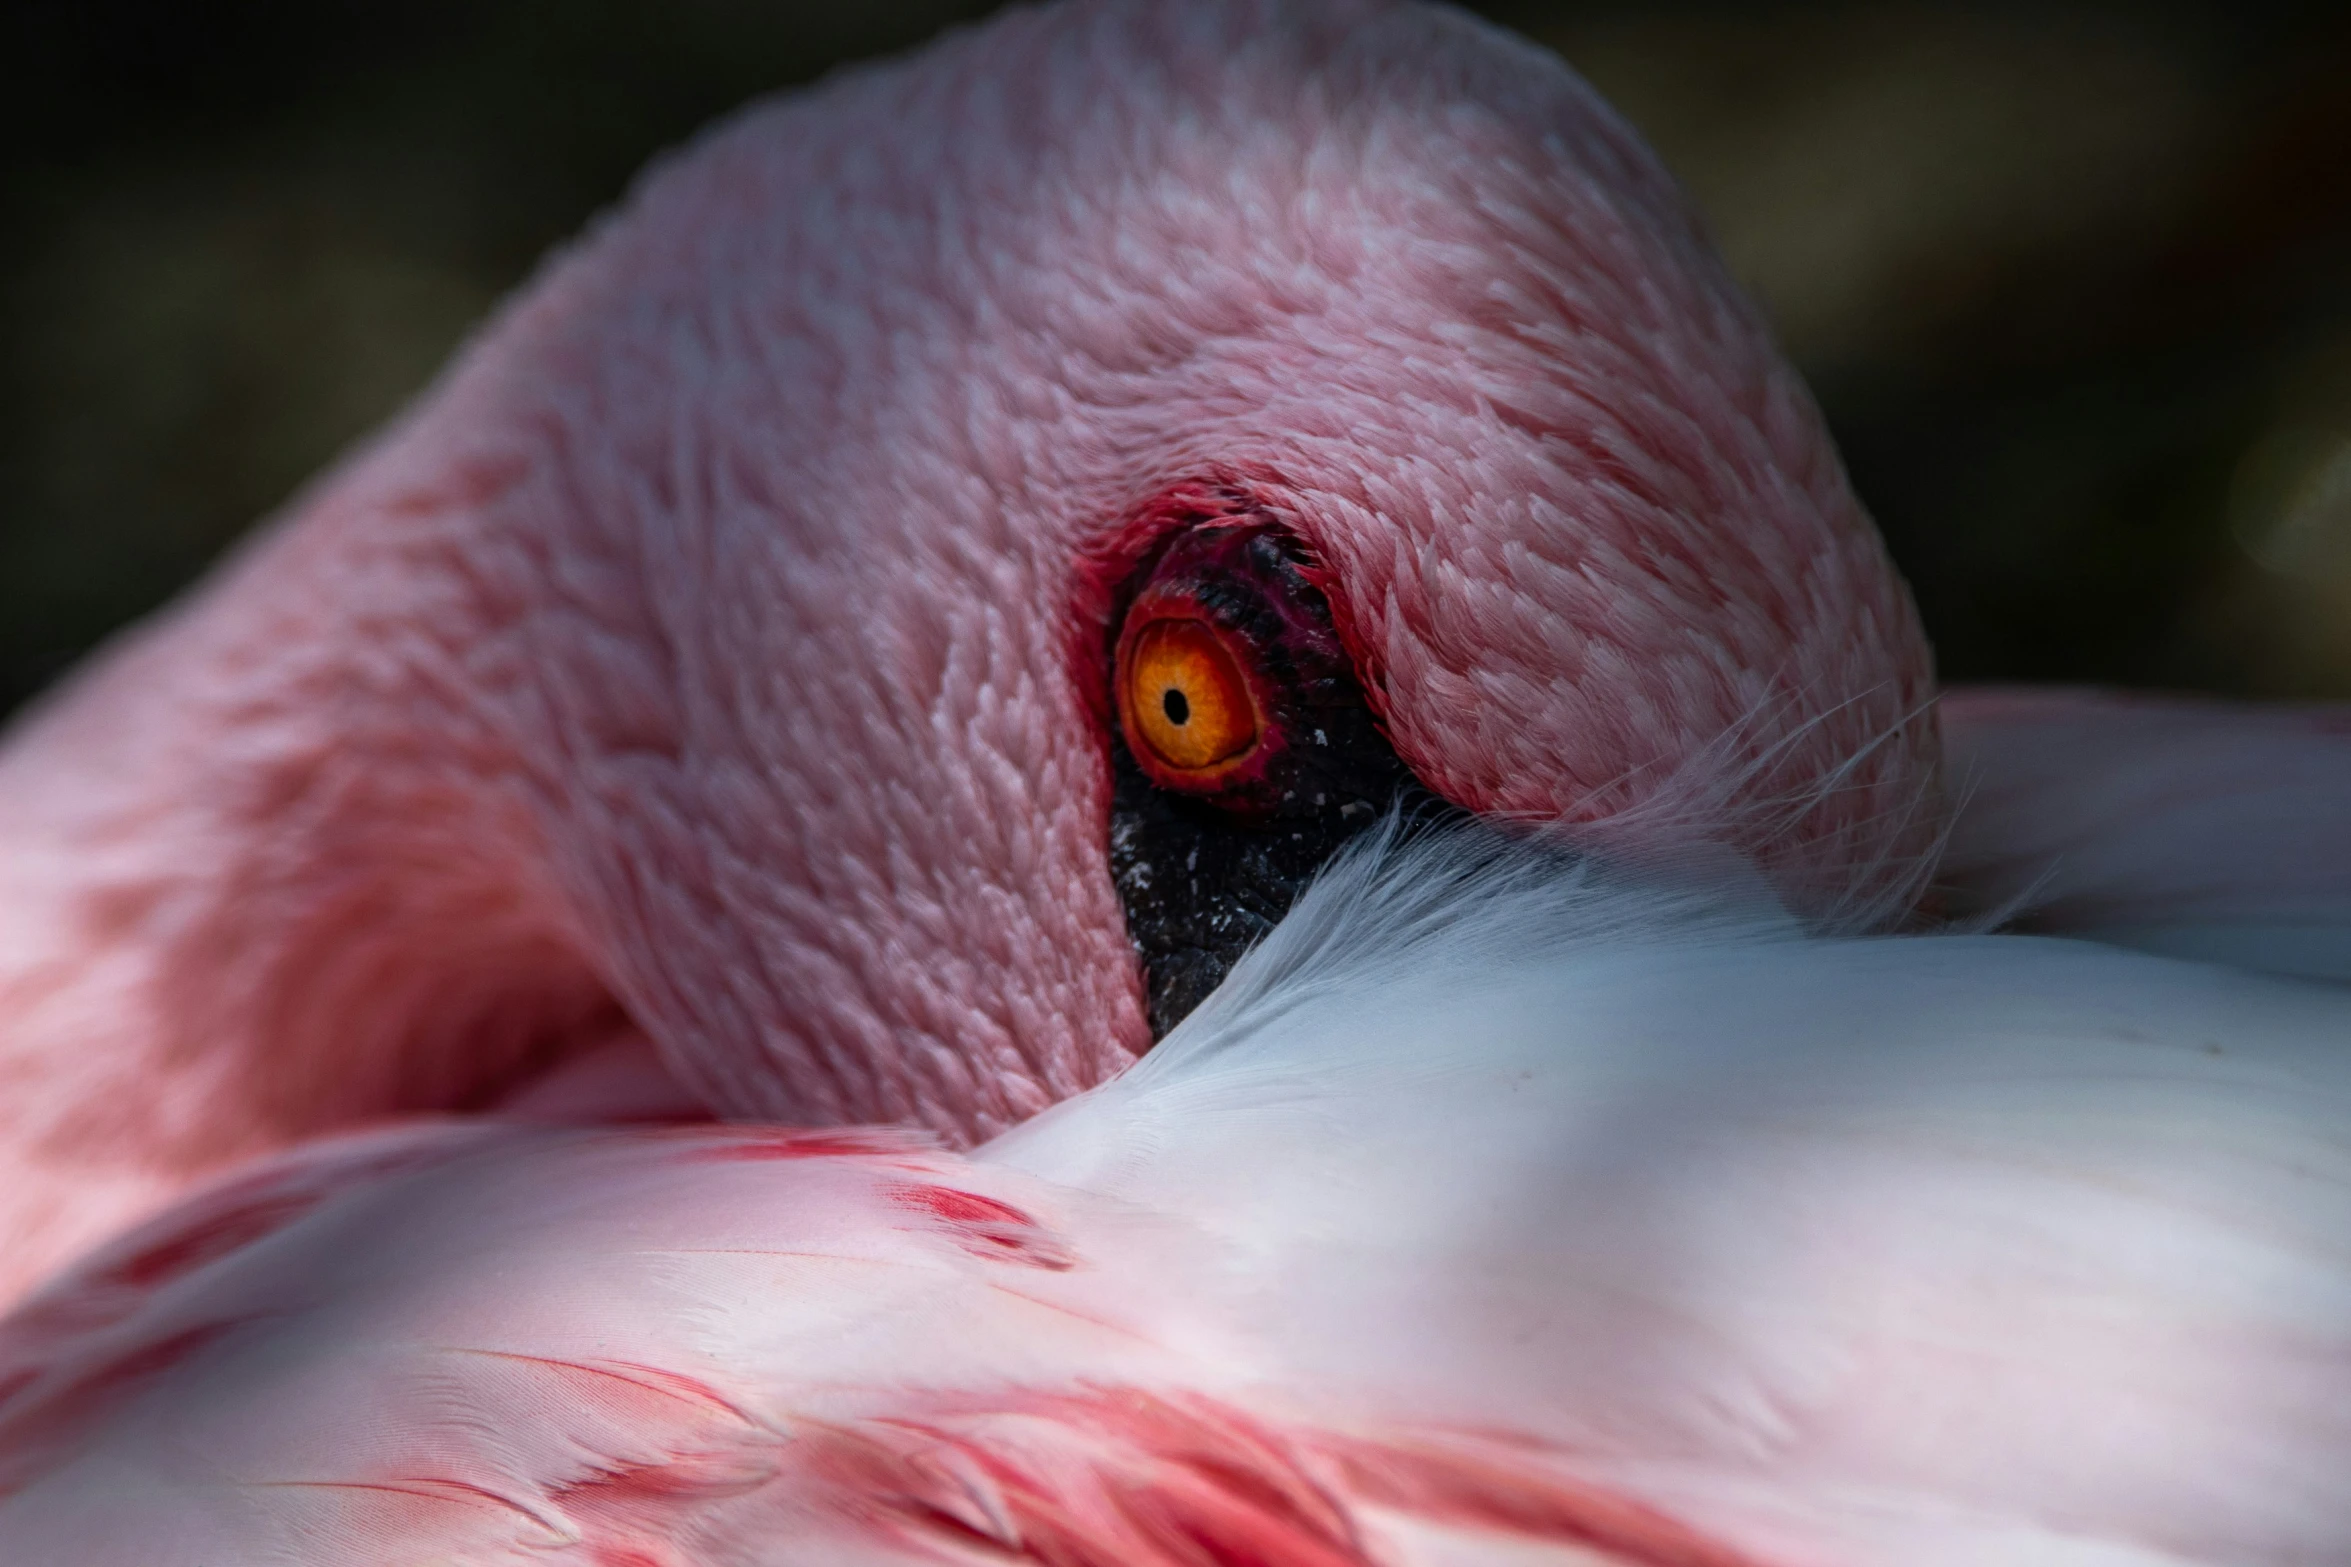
top-left (481, 0), bottom-right (1934, 1117)
top-left (0, 0), bottom-right (1937, 1281)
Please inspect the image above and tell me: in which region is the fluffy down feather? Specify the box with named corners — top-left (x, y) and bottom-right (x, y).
top-left (5, 824), bottom-right (2348, 1565)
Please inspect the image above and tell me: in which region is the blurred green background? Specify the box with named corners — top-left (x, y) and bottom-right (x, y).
top-left (6, 0), bottom-right (2351, 722)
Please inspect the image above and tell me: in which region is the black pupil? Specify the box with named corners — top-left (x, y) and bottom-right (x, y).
top-left (1162, 688), bottom-right (1190, 725)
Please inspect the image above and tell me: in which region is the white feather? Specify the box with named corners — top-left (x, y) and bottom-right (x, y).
top-left (6, 823), bottom-right (2351, 1564)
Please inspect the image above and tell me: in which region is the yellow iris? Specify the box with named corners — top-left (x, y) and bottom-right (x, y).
top-left (1121, 617), bottom-right (1259, 773)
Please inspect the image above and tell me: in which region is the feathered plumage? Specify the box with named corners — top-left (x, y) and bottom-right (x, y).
top-left (1, 4), bottom-right (2346, 1562)
top-left (8, 824), bottom-right (2349, 1563)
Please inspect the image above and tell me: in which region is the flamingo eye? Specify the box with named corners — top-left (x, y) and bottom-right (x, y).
top-left (1119, 618), bottom-right (1260, 777)
top-left (1103, 512), bottom-right (1430, 1039)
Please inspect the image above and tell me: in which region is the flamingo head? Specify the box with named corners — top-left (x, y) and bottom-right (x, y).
top-left (0, 0), bottom-right (1935, 1176)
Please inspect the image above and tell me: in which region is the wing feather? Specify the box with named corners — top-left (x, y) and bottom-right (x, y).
top-left (8, 828), bottom-right (2351, 1563)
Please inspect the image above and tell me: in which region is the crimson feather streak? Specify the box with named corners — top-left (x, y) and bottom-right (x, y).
top-left (0, 1), bottom-right (2349, 1563)
top-left (5, 828), bottom-right (2351, 1564)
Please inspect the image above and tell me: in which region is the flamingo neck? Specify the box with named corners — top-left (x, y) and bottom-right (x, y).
top-left (0, 439), bottom-right (637, 1302)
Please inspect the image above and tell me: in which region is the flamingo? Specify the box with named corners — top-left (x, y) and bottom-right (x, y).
top-left (0, 1), bottom-right (2347, 1560)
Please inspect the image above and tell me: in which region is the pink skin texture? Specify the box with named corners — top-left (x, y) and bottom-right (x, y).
top-left (0, 0), bottom-right (1941, 1309)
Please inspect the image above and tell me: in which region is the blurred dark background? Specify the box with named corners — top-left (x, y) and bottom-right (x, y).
top-left (6, 0), bottom-right (2351, 722)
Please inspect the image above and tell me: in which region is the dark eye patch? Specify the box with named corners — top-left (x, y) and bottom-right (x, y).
top-left (1106, 521), bottom-right (1440, 1038)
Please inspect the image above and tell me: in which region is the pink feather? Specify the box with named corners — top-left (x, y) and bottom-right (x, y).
top-left (0, 2), bottom-right (2346, 1561)
top-left (8, 833), bottom-right (2351, 1562)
